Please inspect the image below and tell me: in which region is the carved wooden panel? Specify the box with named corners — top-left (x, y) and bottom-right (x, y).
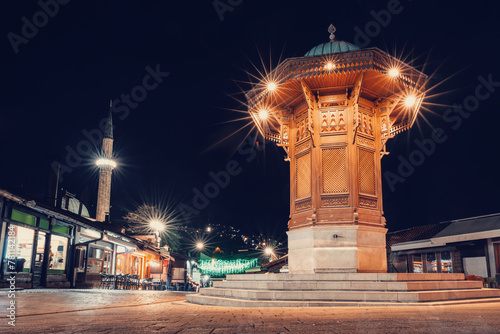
top-left (357, 111), bottom-right (374, 137)
top-left (359, 196), bottom-right (377, 209)
top-left (295, 115), bottom-right (310, 141)
top-left (281, 124), bottom-right (289, 140)
top-left (295, 140), bottom-right (311, 154)
top-left (321, 196), bottom-right (349, 207)
top-left (296, 152), bottom-right (311, 199)
top-left (322, 147), bottom-right (348, 194)
top-left (295, 199), bottom-right (312, 212)
top-left (320, 101), bottom-right (345, 108)
top-left (381, 115), bottom-right (389, 135)
top-left (321, 109), bottom-right (346, 133)
top-left (358, 148), bottom-right (376, 195)
top-left (357, 136), bottom-right (375, 148)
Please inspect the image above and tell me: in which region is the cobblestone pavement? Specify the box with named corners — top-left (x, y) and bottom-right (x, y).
top-left (1, 289), bottom-right (500, 333)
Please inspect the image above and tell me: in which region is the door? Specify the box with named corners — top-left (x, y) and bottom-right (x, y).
top-left (33, 232), bottom-right (46, 288)
top-left (74, 245), bottom-right (87, 287)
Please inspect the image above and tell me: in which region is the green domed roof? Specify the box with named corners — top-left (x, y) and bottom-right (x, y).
top-left (305, 41), bottom-right (360, 57)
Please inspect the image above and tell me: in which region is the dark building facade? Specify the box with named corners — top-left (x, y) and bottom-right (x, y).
top-left (387, 214), bottom-right (500, 282)
top-left (0, 189), bottom-right (169, 289)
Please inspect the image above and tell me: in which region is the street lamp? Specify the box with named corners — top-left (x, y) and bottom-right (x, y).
top-left (196, 242), bottom-right (204, 250)
top-left (149, 220), bottom-right (165, 248)
top-left (388, 68), bottom-right (399, 78)
top-left (264, 247), bottom-right (277, 262)
top-left (405, 94), bottom-right (417, 108)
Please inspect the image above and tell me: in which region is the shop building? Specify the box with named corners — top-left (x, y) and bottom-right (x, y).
top-left (0, 189), bottom-right (167, 289)
top-left (387, 213), bottom-right (500, 280)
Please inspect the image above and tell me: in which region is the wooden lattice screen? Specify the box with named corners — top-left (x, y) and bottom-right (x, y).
top-left (358, 148), bottom-right (375, 195)
top-left (322, 148), bottom-right (348, 193)
top-left (296, 153), bottom-right (311, 199)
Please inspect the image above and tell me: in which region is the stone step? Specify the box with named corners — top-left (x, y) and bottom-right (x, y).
top-left (225, 273), bottom-right (466, 282)
top-left (213, 280), bottom-right (483, 291)
top-left (200, 287), bottom-right (500, 303)
top-left (186, 294), bottom-right (500, 308)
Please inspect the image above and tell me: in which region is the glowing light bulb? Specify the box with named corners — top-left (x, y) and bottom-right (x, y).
top-left (196, 242), bottom-right (204, 250)
top-left (325, 62), bottom-right (335, 70)
top-left (405, 95), bottom-right (417, 107)
top-left (264, 247), bottom-right (273, 255)
top-left (267, 81), bottom-right (277, 92)
top-left (149, 220), bottom-right (165, 232)
top-left (388, 68), bottom-right (399, 78)
top-left (258, 109), bottom-right (269, 120)
top-left (96, 158), bottom-right (117, 169)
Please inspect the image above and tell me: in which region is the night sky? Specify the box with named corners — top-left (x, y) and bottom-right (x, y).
top-left (1, 0), bottom-right (500, 242)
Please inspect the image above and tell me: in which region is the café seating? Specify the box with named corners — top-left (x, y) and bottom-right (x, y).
top-left (102, 273), bottom-right (161, 290)
top-left (99, 273), bottom-right (115, 289)
top-left (129, 275), bottom-right (140, 290)
top-left (115, 274), bottom-right (126, 289)
top-left (141, 278), bottom-right (153, 290)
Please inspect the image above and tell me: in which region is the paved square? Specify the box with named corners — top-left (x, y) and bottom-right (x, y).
top-left (1, 289), bottom-right (499, 333)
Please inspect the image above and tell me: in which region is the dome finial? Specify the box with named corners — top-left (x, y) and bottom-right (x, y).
top-left (328, 24), bottom-right (336, 42)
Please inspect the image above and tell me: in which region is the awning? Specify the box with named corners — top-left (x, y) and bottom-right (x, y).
top-left (104, 234), bottom-right (138, 250)
top-left (431, 229), bottom-right (500, 245)
top-left (391, 239), bottom-right (444, 252)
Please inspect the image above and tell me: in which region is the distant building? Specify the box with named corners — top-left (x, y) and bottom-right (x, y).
top-left (387, 213), bottom-right (500, 280)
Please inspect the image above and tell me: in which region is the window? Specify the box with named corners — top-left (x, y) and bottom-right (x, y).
top-left (87, 246), bottom-right (112, 274)
top-left (11, 210), bottom-right (36, 226)
top-left (441, 251), bottom-right (453, 273)
top-left (392, 255), bottom-right (408, 273)
top-left (3, 225), bottom-right (34, 273)
top-left (52, 223), bottom-right (69, 235)
top-left (35, 232), bottom-right (46, 263)
top-left (132, 256), bottom-right (143, 277)
top-left (413, 254), bottom-right (423, 273)
top-left (39, 219), bottom-right (50, 230)
top-left (426, 253), bottom-right (438, 273)
top-left (49, 235), bottom-right (68, 274)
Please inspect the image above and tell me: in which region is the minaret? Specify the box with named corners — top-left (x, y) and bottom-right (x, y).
top-left (96, 103), bottom-right (115, 222)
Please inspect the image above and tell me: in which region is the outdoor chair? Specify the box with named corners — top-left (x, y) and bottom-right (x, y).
top-left (99, 273), bottom-right (115, 289)
top-left (123, 274), bottom-right (132, 290)
top-left (114, 274), bottom-right (124, 289)
top-left (142, 278), bottom-right (153, 290)
top-left (130, 275), bottom-right (140, 290)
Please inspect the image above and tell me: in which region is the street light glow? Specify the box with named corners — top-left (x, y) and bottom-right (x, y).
top-left (405, 95), bottom-right (417, 108)
top-left (267, 81), bottom-right (278, 92)
top-left (96, 158), bottom-right (117, 169)
top-left (196, 242), bottom-right (204, 250)
top-left (388, 68), bottom-right (399, 78)
top-left (149, 219), bottom-right (165, 232)
top-left (325, 61), bottom-right (335, 70)
top-left (258, 109), bottom-right (269, 121)
top-left (264, 247), bottom-right (273, 255)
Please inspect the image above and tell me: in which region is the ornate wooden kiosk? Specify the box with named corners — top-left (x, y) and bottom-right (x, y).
top-left (247, 26), bottom-right (425, 273)
top-left (187, 26), bottom-right (500, 307)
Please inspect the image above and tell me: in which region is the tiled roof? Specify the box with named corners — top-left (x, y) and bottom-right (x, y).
top-left (386, 222), bottom-right (452, 249)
